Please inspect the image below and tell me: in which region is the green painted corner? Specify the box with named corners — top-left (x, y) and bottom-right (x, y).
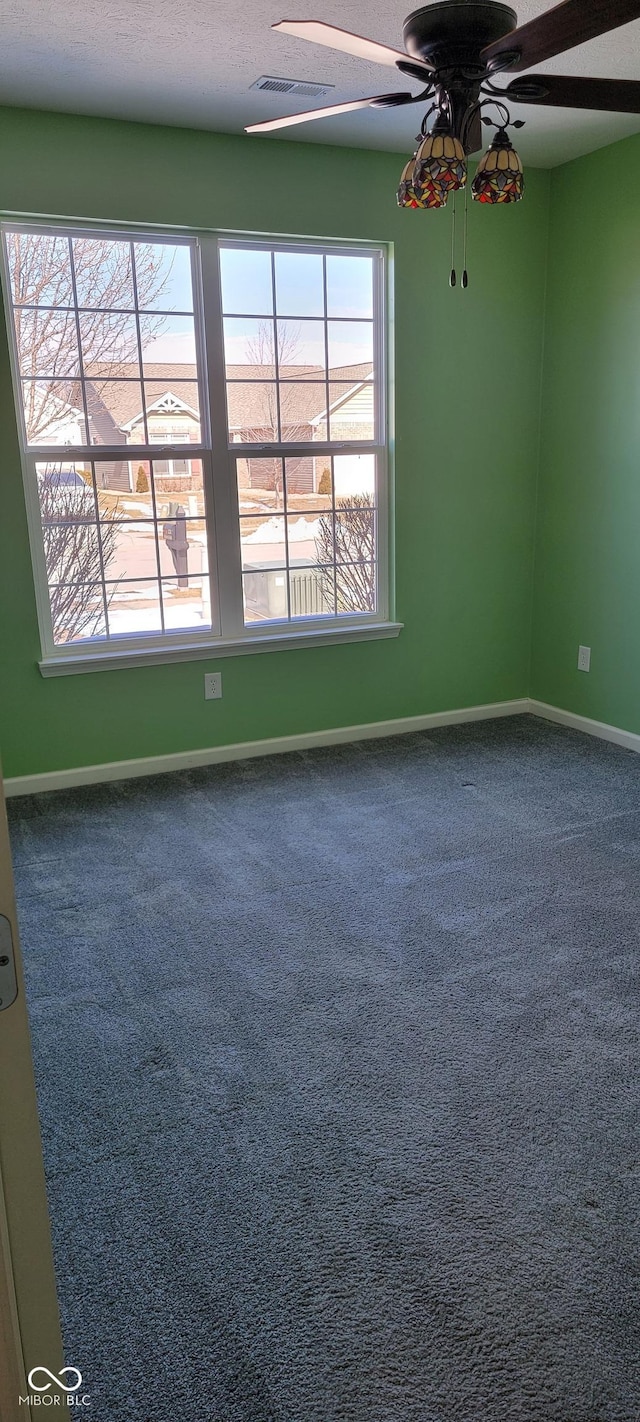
top-left (530, 130), bottom-right (640, 736)
top-left (16, 112), bottom-right (640, 766)
top-left (0, 107), bottom-right (550, 779)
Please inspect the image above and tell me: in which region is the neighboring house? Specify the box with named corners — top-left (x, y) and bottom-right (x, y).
top-left (30, 388), bottom-right (87, 448)
top-left (83, 364), bottom-right (202, 492)
top-left (228, 361), bottom-right (373, 494)
top-left (35, 360), bottom-right (373, 494)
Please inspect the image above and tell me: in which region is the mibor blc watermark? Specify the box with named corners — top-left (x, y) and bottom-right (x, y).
top-left (19, 1367), bottom-right (90, 1408)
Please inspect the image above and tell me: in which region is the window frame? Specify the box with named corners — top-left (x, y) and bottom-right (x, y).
top-left (0, 219), bottom-right (400, 675)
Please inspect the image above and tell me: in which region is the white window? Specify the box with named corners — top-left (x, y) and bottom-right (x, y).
top-left (1, 224), bottom-right (395, 672)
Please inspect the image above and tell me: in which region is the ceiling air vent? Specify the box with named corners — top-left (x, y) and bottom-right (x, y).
top-left (250, 76), bottom-right (335, 98)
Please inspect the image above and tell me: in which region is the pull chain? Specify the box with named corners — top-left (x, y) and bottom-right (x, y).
top-left (450, 191), bottom-right (457, 288)
top-left (462, 181), bottom-right (469, 289)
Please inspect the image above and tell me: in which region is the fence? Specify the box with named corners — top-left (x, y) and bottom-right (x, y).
top-left (289, 569), bottom-right (327, 617)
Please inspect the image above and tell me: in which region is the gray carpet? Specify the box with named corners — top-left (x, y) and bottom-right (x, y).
top-left (7, 714), bottom-right (640, 1421)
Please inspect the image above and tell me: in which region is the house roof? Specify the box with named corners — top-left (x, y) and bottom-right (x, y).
top-left (80, 360), bottom-right (373, 436)
top-left (226, 377), bottom-right (371, 434)
top-left (85, 364), bottom-right (200, 433)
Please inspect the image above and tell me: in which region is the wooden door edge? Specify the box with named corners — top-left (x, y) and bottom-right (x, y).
top-left (0, 764), bottom-right (63, 1418)
top-left (0, 1153), bottom-right (30, 1422)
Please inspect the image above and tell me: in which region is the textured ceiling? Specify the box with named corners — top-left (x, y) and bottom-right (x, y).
top-left (2, 0), bottom-right (640, 166)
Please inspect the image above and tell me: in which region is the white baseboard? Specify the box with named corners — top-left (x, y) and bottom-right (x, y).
top-left (8, 697), bottom-right (640, 798)
top-left (3, 698), bottom-right (529, 797)
top-left (529, 699), bottom-right (640, 754)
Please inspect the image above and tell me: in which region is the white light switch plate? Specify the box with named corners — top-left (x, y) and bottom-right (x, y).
top-left (204, 672), bottom-right (222, 700)
top-left (577, 646), bottom-right (591, 673)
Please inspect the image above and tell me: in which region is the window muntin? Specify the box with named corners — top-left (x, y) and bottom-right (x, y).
top-left (34, 458), bottom-right (211, 643)
top-left (219, 245), bottom-right (376, 449)
top-left (4, 226), bottom-right (212, 648)
top-left (220, 241), bottom-right (382, 631)
top-left (2, 225), bottom-right (387, 660)
top-left (6, 232), bottom-right (201, 449)
top-left (236, 452), bottom-right (376, 624)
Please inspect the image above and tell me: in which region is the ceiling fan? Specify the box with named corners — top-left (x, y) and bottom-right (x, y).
top-left (246, 0), bottom-right (640, 145)
top-left (245, 0), bottom-right (640, 232)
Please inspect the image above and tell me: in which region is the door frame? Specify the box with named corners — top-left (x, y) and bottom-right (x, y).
top-left (0, 762), bottom-right (64, 1420)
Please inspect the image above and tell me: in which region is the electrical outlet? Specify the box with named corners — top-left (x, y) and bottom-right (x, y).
top-left (577, 645), bottom-right (591, 673)
top-left (204, 672), bottom-right (222, 700)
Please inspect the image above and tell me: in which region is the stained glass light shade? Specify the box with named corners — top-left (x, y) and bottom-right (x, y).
top-left (472, 132), bottom-right (524, 204)
top-left (413, 132), bottom-right (467, 204)
top-left (397, 155), bottom-right (446, 209)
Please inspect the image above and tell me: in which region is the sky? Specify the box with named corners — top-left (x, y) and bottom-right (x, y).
top-left (11, 234), bottom-right (376, 370)
top-left (143, 244), bottom-right (375, 368)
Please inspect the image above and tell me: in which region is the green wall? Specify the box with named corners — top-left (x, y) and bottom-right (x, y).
top-left (0, 106), bottom-right (550, 778)
top-left (531, 132), bottom-right (640, 733)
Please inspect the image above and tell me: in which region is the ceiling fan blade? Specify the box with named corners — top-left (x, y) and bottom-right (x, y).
top-left (507, 73), bottom-right (640, 112)
top-left (245, 92), bottom-right (414, 133)
top-left (272, 19), bottom-right (432, 70)
top-left (482, 0), bottom-right (640, 73)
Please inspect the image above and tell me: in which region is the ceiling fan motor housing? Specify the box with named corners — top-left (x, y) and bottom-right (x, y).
top-left (402, 1), bottom-right (518, 65)
top-left (402, 2), bottom-right (518, 146)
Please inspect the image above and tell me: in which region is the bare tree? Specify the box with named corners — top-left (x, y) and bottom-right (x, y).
top-left (39, 468), bottom-right (120, 642)
top-left (315, 495), bottom-right (376, 612)
top-left (244, 320), bottom-right (317, 507)
top-left (8, 233), bottom-right (172, 443)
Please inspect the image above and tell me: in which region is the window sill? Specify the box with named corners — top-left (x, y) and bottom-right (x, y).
top-left (38, 621), bottom-right (403, 677)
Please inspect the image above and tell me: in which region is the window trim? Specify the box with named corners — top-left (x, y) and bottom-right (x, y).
top-left (0, 219), bottom-right (397, 673)
top-left (37, 620), bottom-right (403, 676)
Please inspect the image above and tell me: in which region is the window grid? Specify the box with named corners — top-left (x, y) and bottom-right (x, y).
top-left (219, 239), bottom-right (382, 631)
top-left (220, 242), bottom-right (377, 452)
top-left (269, 250), bottom-right (290, 620)
top-left (322, 257), bottom-right (331, 507)
top-left (322, 260), bottom-right (338, 616)
top-left (2, 224), bottom-right (388, 660)
top-left (12, 305), bottom-right (195, 316)
top-left (236, 453), bottom-right (377, 626)
top-left (8, 228), bottom-right (203, 456)
top-left (31, 458), bottom-right (211, 644)
top-left (130, 241), bottom-right (150, 447)
top-left (68, 235), bottom-right (91, 448)
top-left (87, 458), bottom-right (110, 635)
